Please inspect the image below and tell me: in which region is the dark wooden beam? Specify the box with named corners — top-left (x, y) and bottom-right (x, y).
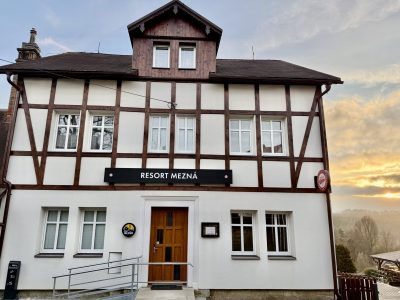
top-left (195, 83), bottom-right (201, 170)
top-left (73, 80), bottom-right (90, 186)
top-left (38, 78), bottom-right (57, 185)
top-left (224, 84), bottom-right (230, 171)
top-left (285, 85), bottom-right (296, 188)
top-left (141, 81), bottom-right (151, 169)
top-left (254, 84), bottom-right (263, 188)
top-left (111, 80), bottom-right (122, 169)
top-left (169, 82), bottom-right (176, 169)
top-left (19, 79), bottom-right (41, 184)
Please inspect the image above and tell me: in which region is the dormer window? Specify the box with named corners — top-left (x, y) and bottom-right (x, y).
top-left (153, 44), bottom-right (170, 68)
top-left (179, 45), bottom-right (196, 69)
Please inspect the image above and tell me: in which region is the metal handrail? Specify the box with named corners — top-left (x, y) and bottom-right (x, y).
top-left (52, 257), bottom-right (194, 299)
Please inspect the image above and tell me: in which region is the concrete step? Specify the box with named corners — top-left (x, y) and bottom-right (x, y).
top-left (135, 287), bottom-right (195, 300)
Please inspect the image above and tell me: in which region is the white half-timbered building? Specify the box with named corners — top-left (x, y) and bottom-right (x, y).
top-left (0, 1), bottom-right (342, 299)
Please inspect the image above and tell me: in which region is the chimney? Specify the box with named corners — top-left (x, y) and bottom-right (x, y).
top-left (16, 28), bottom-right (41, 62)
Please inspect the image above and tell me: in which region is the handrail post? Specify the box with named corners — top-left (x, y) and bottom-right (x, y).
top-left (52, 277), bottom-right (56, 298)
top-left (131, 264), bottom-right (134, 296)
top-left (67, 269), bottom-right (72, 299)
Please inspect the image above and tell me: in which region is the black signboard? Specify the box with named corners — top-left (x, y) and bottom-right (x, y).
top-left (4, 261), bottom-right (21, 300)
top-left (104, 168), bottom-right (232, 185)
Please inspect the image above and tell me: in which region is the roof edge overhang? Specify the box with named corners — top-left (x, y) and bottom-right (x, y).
top-left (0, 69), bottom-right (139, 80)
top-left (127, 0), bottom-right (222, 50)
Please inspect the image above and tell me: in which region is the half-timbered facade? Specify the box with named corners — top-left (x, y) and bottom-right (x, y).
top-left (0, 1), bottom-right (342, 299)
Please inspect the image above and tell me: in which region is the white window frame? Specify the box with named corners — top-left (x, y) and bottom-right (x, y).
top-left (261, 118), bottom-right (286, 156)
top-left (149, 115), bottom-right (169, 153)
top-left (231, 211), bottom-right (257, 255)
top-left (229, 118), bottom-right (254, 155)
top-left (175, 115), bottom-right (195, 153)
top-left (88, 114), bottom-right (114, 152)
top-left (79, 209), bottom-right (106, 253)
top-left (265, 212), bottom-right (292, 256)
top-left (153, 45), bottom-right (170, 68)
top-left (178, 45), bottom-right (196, 69)
top-left (53, 113), bottom-right (80, 151)
top-left (41, 209), bottom-right (69, 253)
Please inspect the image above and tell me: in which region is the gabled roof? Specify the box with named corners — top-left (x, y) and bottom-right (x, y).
top-left (127, 0), bottom-right (222, 50)
top-left (0, 52), bottom-right (342, 84)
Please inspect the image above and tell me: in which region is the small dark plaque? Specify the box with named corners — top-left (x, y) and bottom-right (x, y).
top-left (122, 223), bottom-right (136, 237)
top-left (201, 223), bottom-right (220, 238)
top-left (4, 261), bottom-right (21, 300)
top-left (104, 168), bottom-right (232, 185)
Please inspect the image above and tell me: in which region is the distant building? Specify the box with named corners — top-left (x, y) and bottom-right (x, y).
top-left (0, 1), bottom-right (342, 299)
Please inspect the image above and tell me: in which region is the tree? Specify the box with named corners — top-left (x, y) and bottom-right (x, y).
top-left (352, 215), bottom-right (378, 255)
top-left (336, 244), bottom-right (356, 273)
top-left (378, 230), bottom-right (396, 253)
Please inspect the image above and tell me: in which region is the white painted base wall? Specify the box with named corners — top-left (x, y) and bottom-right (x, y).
top-left (0, 190), bottom-right (333, 290)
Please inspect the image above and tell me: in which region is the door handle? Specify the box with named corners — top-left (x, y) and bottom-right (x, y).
top-left (153, 241), bottom-right (160, 253)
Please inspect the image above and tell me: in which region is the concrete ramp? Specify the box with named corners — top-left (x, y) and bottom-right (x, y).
top-left (136, 288), bottom-right (195, 300)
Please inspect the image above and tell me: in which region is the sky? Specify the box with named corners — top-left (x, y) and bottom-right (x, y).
top-left (0, 0), bottom-right (399, 212)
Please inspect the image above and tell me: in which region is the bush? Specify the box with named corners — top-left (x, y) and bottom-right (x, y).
top-left (336, 244), bottom-right (357, 273)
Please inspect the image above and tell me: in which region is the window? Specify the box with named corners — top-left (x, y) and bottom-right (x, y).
top-left (90, 115), bottom-right (114, 151)
top-left (55, 114), bottom-right (80, 150)
top-left (266, 213), bottom-right (291, 255)
top-left (231, 211), bottom-right (256, 255)
top-left (149, 115), bottom-right (169, 152)
top-left (42, 209), bottom-right (69, 252)
top-left (80, 210), bottom-right (106, 251)
top-left (176, 116), bottom-right (195, 153)
top-left (179, 45), bottom-right (196, 69)
top-left (153, 45), bottom-right (170, 68)
top-left (230, 119), bottom-right (253, 154)
top-left (262, 119), bottom-right (284, 155)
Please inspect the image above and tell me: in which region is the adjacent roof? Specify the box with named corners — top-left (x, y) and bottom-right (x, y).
top-left (0, 52), bottom-right (342, 84)
top-left (371, 251), bottom-right (400, 264)
top-left (127, 0), bottom-right (222, 50)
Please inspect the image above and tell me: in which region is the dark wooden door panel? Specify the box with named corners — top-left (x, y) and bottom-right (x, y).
top-left (148, 207), bottom-right (188, 282)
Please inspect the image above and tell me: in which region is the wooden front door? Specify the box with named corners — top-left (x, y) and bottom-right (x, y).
top-left (148, 207), bottom-right (188, 283)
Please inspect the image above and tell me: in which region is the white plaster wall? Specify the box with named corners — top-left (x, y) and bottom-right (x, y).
top-left (79, 158), bottom-right (111, 185)
top-left (297, 162), bottom-right (324, 188)
top-left (150, 82), bottom-right (171, 109)
top-left (173, 159), bottom-right (195, 169)
top-left (88, 80), bottom-right (117, 106)
top-left (259, 85), bottom-right (286, 111)
top-left (0, 190), bottom-right (332, 290)
top-left (229, 84), bottom-right (255, 111)
top-left (120, 81), bottom-right (146, 108)
top-left (43, 157), bottom-right (76, 185)
top-left (116, 158), bottom-right (142, 168)
top-left (292, 116), bottom-right (322, 158)
top-left (11, 109), bottom-right (30, 151)
top-left (54, 79), bottom-right (85, 105)
top-left (146, 158), bottom-right (169, 169)
top-left (24, 78), bottom-right (52, 105)
top-left (7, 156), bottom-right (36, 184)
top-left (117, 112), bottom-right (145, 153)
top-left (263, 161), bottom-right (291, 188)
top-left (201, 84), bottom-right (224, 110)
top-left (200, 159), bottom-right (225, 170)
top-left (200, 114), bottom-right (224, 155)
top-left (230, 160), bottom-right (258, 187)
top-left (290, 86), bottom-right (316, 112)
top-left (176, 83), bottom-right (196, 109)
top-left (30, 109), bottom-right (47, 151)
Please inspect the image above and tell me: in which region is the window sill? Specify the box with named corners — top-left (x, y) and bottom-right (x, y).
top-left (231, 255), bottom-right (260, 260)
top-left (178, 68), bottom-right (196, 70)
top-left (35, 253), bottom-right (64, 258)
top-left (268, 255), bottom-right (296, 260)
top-left (152, 67), bottom-right (170, 70)
top-left (73, 253), bottom-right (103, 258)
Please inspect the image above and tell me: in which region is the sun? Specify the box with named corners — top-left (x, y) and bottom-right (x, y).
top-left (382, 192), bottom-right (400, 199)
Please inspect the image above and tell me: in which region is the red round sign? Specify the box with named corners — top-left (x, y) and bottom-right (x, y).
top-left (316, 170), bottom-right (330, 192)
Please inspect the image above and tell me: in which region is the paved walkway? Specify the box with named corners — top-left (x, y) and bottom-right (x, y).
top-left (136, 288), bottom-right (195, 300)
top-left (378, 282), bottom-right (400, 300)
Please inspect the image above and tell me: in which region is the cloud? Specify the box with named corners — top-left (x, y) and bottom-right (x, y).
top-left (253, 0), bottom-right (400, 50)
top-left (38, 37), bottom-right (73, 53)
top-left (343, 64), bottom-right (400, 85)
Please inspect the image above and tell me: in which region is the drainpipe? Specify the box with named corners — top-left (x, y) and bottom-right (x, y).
top-left (318, 83), bottom-right (341, 299)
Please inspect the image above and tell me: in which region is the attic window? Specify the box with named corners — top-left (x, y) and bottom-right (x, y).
top-left (179, 45), bottom-right (196, 69)
top-left (153, 44), bottom-right (170, 68)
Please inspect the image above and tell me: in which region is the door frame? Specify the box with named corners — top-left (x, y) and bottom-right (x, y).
top-left (141, 196), bottom-right (198, 288)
